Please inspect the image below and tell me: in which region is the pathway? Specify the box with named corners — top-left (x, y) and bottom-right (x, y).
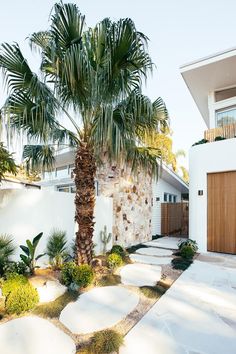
top-left (121, 252), bottom-right (236, 354)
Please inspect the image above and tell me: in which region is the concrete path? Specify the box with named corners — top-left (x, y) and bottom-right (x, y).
top-left (136, 247), bottom-right (173, 257)
top-left (144, 237), bottom-right (185, 250)
top-left (60, 286), bottom-right (139, 334)
top-left (120, 263), bottom-right (162, 286)
top-left (130, 253), bottom-right (172, 265)
top-left (121, 257), bottom-right (236, 354)
top-left (0, 316), bottom-right (76, 354)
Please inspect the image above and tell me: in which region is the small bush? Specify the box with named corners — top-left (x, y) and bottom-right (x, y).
top-left (74, 264), bottom-right (94, 288)
top-left (178, 239), bottom-right (198, 253)
top-left (61, 262), bottom-right (94, 288)
top-left (111, 245), bottom-right (126, 258)
top-left (2, 274), bottom-right (28, 297)
top-left (0, 234), bottom-right (15, 276)
top-left (3, 261), bottom-right (28, 277)
top-left (33, 290), bottom-right (78, 318)
top-left (5, 283), bottom-right (39, 315)
top-left (180, 245), bottom-right (195, 259)
top-left (88, 329), bottom-right (124, 354)
top-left (61, 262), bottom-right (78, 286)
top-left (171, 257), bottom-right (192, 270)
top-left (107, 253), bottom-right (123, 270)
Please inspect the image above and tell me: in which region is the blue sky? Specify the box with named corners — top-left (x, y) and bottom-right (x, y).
top-left (0, 0), bottom-right (236, 165)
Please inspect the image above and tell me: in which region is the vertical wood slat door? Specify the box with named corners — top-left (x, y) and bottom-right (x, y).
top-left (207, 171), bottom-right (236, 254)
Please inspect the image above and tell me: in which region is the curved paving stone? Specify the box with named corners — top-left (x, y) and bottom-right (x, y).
top-left (0, 316), bottom-right (76, 354)
top-left (120, 263), bottom-right (162, 286)
top-left (130, 253), bottom-right (172, 265)
top-left (36, 280), bottom-right (67, 303)
top-left (60, 286), bottom-right (139, 334)
top-left (136, 247), bottom-right (173, 257)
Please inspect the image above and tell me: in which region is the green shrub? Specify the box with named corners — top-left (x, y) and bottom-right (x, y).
top-left (180, 245), bottom-right (195, 259)
top-left (74, 264), bottom-right (94, 288)
top-left (2, 274), bottom-right (28, 297)
top-left (171, 257), bottom-right (192, 270)
top-left (5, 283), bottom-right (39, 315)
top-left (60, 262), bottom-right (78, 286)
top-left (107, 253), bottom-right (123, 270)
top-left (89, 329), bottom-right (124, 354)
top-left (46, 229), bottom-right (68, 269)
top-left (178, 239), bottom-right (198, 253)
top-left (111, 245), bottom-right (126, 258)
top-left (61, 262), bottom-right (94, 288)
top-left (0, 234), bottom-right (15, 276)
top-left (3, 261), bottom-right (28, 277)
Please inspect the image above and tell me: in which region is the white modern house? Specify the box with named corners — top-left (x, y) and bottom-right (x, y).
top-left (38, 147), bottom-right (189, 244)
top-left (181, 47), bottom-right (236, 255)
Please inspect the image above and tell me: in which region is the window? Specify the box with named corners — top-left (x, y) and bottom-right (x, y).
top-left (55, 166), bottom-right (69, 178)
top-left (57, 185), bottom-right (70, 193)
top-left (216, 106), bottom-right (236, 127)
top-left (163, 193), bottom-right (177, 203)
top-left (57, 181), bottom-right (99, 195)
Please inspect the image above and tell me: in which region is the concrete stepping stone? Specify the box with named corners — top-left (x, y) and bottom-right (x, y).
top-left (130, 254), bottom-right (172, 265)
top-left (120, 263), bottom-right (162, 286)
top-left (136, 247), bottom-right (173, 257)
top-left (59, 286), bottom-right (139, 334)
top-left (144, 237), bottom-right (184, 250)
top-left (35, 280), bottom-right (67, 303)
top-left (0, 316), bottom-right (76, 354)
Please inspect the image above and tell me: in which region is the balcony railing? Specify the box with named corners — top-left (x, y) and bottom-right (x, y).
top-left (204, 123), bottom-right (236, 142)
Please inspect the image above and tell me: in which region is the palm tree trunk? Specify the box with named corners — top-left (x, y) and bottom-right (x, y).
top-left (74, 142), bottom-right (96, 265)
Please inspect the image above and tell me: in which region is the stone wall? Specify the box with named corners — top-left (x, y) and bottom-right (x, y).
top-left (97, 163), bottom-right (153, 247)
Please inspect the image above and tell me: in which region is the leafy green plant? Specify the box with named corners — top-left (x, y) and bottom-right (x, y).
top-left (88, 329), bottom-right (124, 354)
top-left (0, 142), bottom-right (17, 182)
top-left (0, 234), bottom-right (15, 276)
top-left (20, 232), bottom-right (45, 274)
top-left (192, 139), bottom-right (208, 146)
top-left (5, 283), bottom-right (39, 315)
top-left (107, 253), bottom-right (123, 270)
top-left (171, 257), bottom-right (193, 270)
top-left (3, 261), bottom-right (28, 277)
top-left (60, 262), bottom-right (78, 287)
top-left (214, 136), bottom-right (226, 141)
top-left (180, 245), bottom-right (195, 259)
top-left (60, 262), bottom-right (94, 288)
top-left (111, 245), bottom-right (126, 259)
top-left (46, 229), bottom-right (68, 269)
top-left (1, 273), bottom-right (28, 297)
top-left (178, 239), bottom-right (198, 253)
top-left (33, 290), bottom-right (78, 318)
top-left (74, 264), bottom-right (94, 288)
top-left (100, 226), bottom-right (112, 255)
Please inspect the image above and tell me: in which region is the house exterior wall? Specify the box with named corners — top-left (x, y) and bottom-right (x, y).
top-left (0, 189), bottom-right (113, 264)
top-left (151, 177), bottom-right (182, 235)
top-left (189, 138), bottom-right (236, 253)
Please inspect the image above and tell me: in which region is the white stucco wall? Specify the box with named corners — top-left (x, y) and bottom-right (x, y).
top-left (151, 177), bottom-right (182, 236)
top-left (189, 138), bottom-right (236, 252)
top-left (0, 189), bottom-right (113, 265)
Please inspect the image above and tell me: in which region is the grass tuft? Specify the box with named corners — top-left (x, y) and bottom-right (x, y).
top-left (171, 257), bottom-right (193, 270)
top-left (96, 274), bottom-right (121, 287)
top-left (140, 284), bottom-right (167, 299)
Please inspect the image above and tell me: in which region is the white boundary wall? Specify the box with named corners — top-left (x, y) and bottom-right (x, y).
top-left (0, 189), bottom-right (113, 265)
top-left (189, 139), bottom-right (236, 253)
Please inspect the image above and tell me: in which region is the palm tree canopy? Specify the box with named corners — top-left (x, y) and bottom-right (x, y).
top-left (0, 142), bottom-right (18, 181)
top-left (0, 2), bottom-right (168, 175)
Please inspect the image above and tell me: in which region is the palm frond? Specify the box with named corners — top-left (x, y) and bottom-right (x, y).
top-left (23, 144), bottom-right (55, 172)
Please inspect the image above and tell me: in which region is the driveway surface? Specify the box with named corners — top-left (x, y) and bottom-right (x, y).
top-left (121, 253), bottom-right (236, 354)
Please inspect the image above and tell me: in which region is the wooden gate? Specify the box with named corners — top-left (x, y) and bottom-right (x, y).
top-left (207, 171), bottom-right (236, 254)
top-left (161, 202), bottom-right (189, 236)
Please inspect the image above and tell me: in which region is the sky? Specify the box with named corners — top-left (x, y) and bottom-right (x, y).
top-left (0, 0), bottom-right (236, 166)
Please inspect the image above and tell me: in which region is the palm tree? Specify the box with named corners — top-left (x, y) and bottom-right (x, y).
top-left (0, 3), bottom-right (168, 264)
top-left (0, 142), bottom-right (17, 182)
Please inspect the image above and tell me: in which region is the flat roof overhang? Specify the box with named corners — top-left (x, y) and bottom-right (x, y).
top-left (180, 47), bottom-right (236, 127)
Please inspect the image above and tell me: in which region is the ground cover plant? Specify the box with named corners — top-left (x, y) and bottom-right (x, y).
top-left (87, 329), bottom-right (124, 354)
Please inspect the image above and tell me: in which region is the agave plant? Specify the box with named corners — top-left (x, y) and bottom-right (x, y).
top-left (46, 229), bottom-right (68, 269)
top-left (0, 234), bottom-right (15, 276)
top-left (20, 232), bottom-right (45, 274)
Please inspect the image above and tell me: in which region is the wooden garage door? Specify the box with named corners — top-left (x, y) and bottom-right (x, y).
top-left (207, 171), bottom-right (236, 254)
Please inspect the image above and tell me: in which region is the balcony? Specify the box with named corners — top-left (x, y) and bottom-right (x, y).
top-left (204, 123), bottom-right (236, 142)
